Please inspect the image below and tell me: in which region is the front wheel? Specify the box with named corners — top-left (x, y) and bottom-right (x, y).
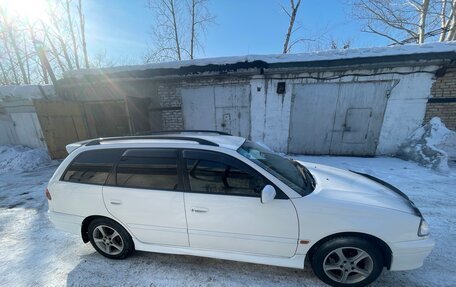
top-left (311, 237), bottom-right (383, 287)
top-left (88, 218), bottom-right (134, 259)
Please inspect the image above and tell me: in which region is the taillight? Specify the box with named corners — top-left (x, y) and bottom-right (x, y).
top-left (45, 188), bottom-right (52, 200)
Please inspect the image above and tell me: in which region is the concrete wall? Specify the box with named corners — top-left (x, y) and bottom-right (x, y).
top-left (424, 66), bottom-right (456, 130)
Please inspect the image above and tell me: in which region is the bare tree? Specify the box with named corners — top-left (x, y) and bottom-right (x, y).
top-left (0, 0), bottom-right (138, 86)
top-left (419, 0), bottom-right (431, 43)
top-left (147, 0), bottom-right (214, 62)
top-left (188, 0), bottom-right (214, 59)
top-left (28, 23), bottom-right (49, 84)
top-left (0, 9), bottom-right (30, 84)
top-left (0, 0), bottom-right (100, 85)
top-left (42, 22), bottom-right (68, 72)
top-left (442, 0), bottom-right (456, 40)
top-left (330, 39), bottom-right (352, 49)
top-left (0, 29), bottom-right (20, 84)
top-left (66, 0), bottom-right (80, 69)
top-left (352, 0), bottom-right (456, 44)
top-left (78, 0), bottom-right (90, 68)
top-left (47, 4), bottom-right (74, 70)
top-left (147, 0), bottom-right (184, 61)
top-left (0, 62), bottom-right (8, 85)
top-left (282, 0), bottom-right (302, 53)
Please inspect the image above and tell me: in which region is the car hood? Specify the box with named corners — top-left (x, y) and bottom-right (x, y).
top-left (299, 161), bottom-right (416, 214)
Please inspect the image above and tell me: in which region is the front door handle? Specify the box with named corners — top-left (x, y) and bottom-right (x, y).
top-left (191, 207), bottom-right (209, 213)
top-left (110, 200), bottom-right (122, 205)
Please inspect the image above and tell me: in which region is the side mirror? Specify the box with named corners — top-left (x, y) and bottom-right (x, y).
top-left (261, 185), bottom-right (276, 204)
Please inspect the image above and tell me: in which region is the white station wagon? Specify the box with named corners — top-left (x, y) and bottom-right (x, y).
top-left (47, 131), bottom-right (434, 287)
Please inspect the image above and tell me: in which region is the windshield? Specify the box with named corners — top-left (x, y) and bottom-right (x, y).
top-left (237, 140), bottom-right (311, 196)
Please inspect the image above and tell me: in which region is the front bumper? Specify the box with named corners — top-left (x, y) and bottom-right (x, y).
top-left (389, 237), bottom-right (435, 271)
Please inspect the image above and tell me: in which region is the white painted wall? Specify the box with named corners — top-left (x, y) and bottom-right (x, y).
top-left (10, 113), bottom-right (46, 148)
top-left (249, 65), bottom-right (438, 155)
top-left (250, 78), bottom-right (293, 152)
top-left (376, 68), bottom-right (435, 154)
top-left (0, 112), bottom-right (46, 148)
top-left (0, 85), bottom-right (52, 149)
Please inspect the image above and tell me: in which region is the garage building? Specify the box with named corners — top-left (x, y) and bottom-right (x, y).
top-left (32, 42), bottom-right (456, 158)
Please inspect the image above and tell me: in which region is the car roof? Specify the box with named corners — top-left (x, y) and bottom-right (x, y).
top-left (66, 133), bottom-right (246, 154)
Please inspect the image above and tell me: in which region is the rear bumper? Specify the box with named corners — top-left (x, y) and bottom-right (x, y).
top-left (48, 210), bottom-right (83, 236)
top-left (389, 237), bottom-right (435, 271)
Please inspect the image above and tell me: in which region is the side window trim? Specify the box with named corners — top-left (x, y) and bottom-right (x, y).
top-left (181, 149), bottom-right (288, 199)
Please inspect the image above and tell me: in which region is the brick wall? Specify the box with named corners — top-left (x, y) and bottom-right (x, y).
top-left (424, 67), bottom-right (456, 130)
top-left (157, 84), bottom-right (184, 130)
top-left (156, 77), bottom-right (250, 131)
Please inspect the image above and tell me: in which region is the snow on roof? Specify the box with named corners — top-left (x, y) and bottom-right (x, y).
top-left (65, 41), bottom-right (456, 79)
top-left (0, 85), bottom-right (55, 101)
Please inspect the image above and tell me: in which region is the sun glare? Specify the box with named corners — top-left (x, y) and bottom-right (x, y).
top-left (1, 0), bottom-right (49, 23)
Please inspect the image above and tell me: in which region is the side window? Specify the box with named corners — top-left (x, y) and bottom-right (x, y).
top-left (62, 149), bottom-right (123, 185)
top-left (116, 156), bottom-right (180, 190)
top-left (186, 157), bottom-right (267, 197)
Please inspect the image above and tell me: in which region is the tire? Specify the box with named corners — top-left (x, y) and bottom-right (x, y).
top-left (311, 237), bottom-right (383, 287)
top-left (88, 218), bottom-right (134, 259)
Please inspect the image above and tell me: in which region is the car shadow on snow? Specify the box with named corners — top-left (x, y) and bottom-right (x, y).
top-left (66, 250), bottom-right (324, 287)
top-left (65, 249), bottom-right (434, 287)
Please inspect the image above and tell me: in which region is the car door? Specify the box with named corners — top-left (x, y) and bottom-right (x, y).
top-left (182, 150), bottom-right (299, 257)
top-left (102, 149), bottom-right (189, 246)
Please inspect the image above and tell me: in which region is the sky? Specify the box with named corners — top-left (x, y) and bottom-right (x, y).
top-left (83, 0), bottom-right (390, 63)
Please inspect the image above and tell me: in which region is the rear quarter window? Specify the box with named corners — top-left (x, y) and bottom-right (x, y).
top-left (62, 149), bottom-right (124, 185)
top-left (116, 156), bottom-right (180, 190)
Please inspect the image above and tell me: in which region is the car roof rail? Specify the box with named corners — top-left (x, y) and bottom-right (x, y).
top-left (84, 135), bottom-right (219, 147)
top-left (135, 130), bottom-right (231, 136)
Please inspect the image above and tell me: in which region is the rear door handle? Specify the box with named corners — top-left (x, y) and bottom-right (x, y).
top-left (191, 207), bottom-right (208, 213)
top-left (110, 200), bottom-right (122, 205)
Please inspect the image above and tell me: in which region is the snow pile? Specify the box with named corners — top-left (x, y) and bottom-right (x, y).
top-left (398, 117), bottom-right (456, 172)
top-left (0, 145), bottom-right (52, 173)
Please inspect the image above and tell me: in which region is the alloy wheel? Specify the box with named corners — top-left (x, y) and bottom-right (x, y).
top-left (92, 225), bottom-right (124, 255)
top-left (323, 246), bottom-right (374, 284)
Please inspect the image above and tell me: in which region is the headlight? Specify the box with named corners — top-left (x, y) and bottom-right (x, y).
top-left (418, 218), bottom-right (430, 237)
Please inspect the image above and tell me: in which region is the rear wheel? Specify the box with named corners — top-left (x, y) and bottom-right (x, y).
top-left (311, 237), bottom-right (383, 287)
top-left (88, 218), bottom-right (134, 259)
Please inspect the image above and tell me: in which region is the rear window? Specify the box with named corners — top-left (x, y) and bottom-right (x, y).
top-left (62, 149), bottom-right (124, 185)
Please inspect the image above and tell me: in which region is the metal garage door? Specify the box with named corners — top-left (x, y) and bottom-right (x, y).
top-left (288, 81), bottom-right (391, 156)
top-left (181, 84), bottom-right (250, 137)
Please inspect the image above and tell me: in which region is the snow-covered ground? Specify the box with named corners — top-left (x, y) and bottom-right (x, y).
top-left (0, 148), bottom-right (455, 286)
